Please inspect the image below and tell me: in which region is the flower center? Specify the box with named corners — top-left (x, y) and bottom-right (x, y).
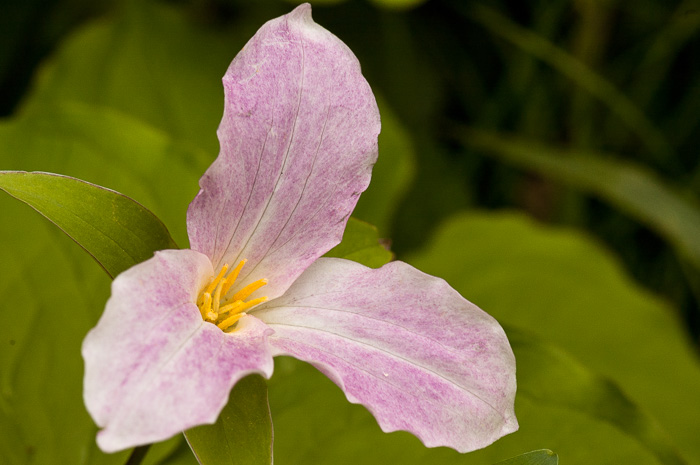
top-left (197, 259), bottom-right (268, 332)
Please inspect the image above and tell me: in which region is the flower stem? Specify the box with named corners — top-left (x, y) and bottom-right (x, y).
top-left (125, 445), bottom-right (150, 465)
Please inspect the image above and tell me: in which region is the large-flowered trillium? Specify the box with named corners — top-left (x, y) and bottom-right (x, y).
top-left (82, 3), bottom-right (517, 455)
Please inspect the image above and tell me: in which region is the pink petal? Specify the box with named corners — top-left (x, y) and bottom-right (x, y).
top-left (187, 4), bottom-right (380, 300)
top-left (82, 250), bottom-right (274, 452)
top-left (253, 258), bottom-right (518, 453)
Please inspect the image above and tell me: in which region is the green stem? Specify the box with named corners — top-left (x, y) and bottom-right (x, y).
top-left (125, 445), bottom-right (151, 465)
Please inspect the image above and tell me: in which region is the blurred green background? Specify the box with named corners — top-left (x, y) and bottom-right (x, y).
top-left (1, 0), bottom-right (699, 464)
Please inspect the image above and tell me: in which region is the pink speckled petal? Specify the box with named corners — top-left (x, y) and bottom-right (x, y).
top-left (187, 4), bottom-right (380, 300)
top-left (254, 258), bottom-right (518, 453)
top-left (82, 249), bottom-right (274, 452)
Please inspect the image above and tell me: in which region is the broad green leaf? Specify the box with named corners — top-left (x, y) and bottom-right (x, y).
top-left (20, 1), bottom-right (238, 156)
top-left (494, 450), bottom-right (558, 465)
top-left (0, 194), bottom-right (125, 465)
top-left (0, 171), bottom-right (177, 279)
top-left (151, 440), bottom-right (200, 465)
top-left (457, 127), bottom-right (700, 271)
top-left (325, 218), bottom-right (393, 268)
top-left (406, 211), bottom-right (700, 464)
top-left (509, 331), bottom-right (684, 465)
top-left (184, 375), bottom-right (272, 465)
top-left (144, 437), bottom-right (196, 465)
top-left (0, 101), bottom-right (206, 247)
top-left (0, 196), bottom-right (186, 465)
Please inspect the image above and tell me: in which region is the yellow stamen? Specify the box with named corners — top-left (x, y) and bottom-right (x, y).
top-left (203, 264), bottom-right (229, 296)
top-left (233, 279), bottom-right (268, 301)
top-left (235, 296), bottom-right (267, 314)
top-left (218, 300), bottom-right (244, 316)
top-left (217, 312), bottom-right (247, 331)
top-left (199, 292), bottom-right (212, 319)
top-left (221, 259), bottom-right (247, 297)
top-left (197, 260), bottom-right (268, 333)
top-left (212, 280), bottom-right (225, 314)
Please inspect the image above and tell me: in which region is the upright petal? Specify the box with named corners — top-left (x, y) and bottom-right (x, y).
top-left (187, 4), bottom-right (380, 300)
top-left (82, 250), bottom-right (275, 452)
top-left (253, 258), bottom-right (517, 453)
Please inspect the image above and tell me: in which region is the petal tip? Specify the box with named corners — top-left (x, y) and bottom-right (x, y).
top-left (289, 2), bottom-right (312, 19)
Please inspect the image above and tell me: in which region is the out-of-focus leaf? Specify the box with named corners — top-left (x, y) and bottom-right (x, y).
top-left (451, 1), bottom-right (674, 162)
top-left (367, 0), bottom-right (428, 11)
top-left (494, 450), bottom-right (558, 465)
top-left (20, 1), bottom-right (238, 156)
top-left (325, 218), bottom-right (392, 268)
top-left (353, 97), bottom-right (415, 235)
top-left (0, 101), bottom-right (205, 246)
top-left (407, 211), bottom-right (700, 464)
top-left (0, 195), bottom-right (124, 465)
top-left (631, 6), bottom-right (700, 111)
top-left (457, 127), bottom-right (700, 271)
top-left (0, 171), bottom-right (177, 278)
top-left (509, 331), bottom-right (685, 465)
top-left (184, 375), bottom-right (272, 465)
top-left (151, 439), bottom-right (200, 465)
top-left (144, 437), bottom-right (194, 465)
top-left (283, 0), bottom-right (348, 5)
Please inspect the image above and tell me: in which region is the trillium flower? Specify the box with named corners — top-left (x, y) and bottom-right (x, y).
top-left (82, 3), bottom-right (518, 454)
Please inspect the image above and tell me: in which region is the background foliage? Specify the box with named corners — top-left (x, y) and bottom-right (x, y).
top-left (1, 0), bottom-right (699, 464)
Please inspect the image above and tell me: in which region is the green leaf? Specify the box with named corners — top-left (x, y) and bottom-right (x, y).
top-left (456, 127), bottom-right (700, 271)
top-left (184, 375), bottom-right (272, 465)
top-left (325, 218), bottom-right (393, 268)
top-left (0, 100), bottom-right (207, 246)
top-left (0, 171), bottom-right (178, 279)
top-left (143, 437), bottom-right (195, 465)
top-left (406, 211), bottom-right (700, 464)
top-left (509, 330), bottom-right (685, 465)
top-left (20, 1), bottom-right (238, 156)
top-left (149, 440), bottom-right (200, 465)
top-left (494, 450), bottom-right (558, 465)
top-left (0, 194), bottom-right (125, 465)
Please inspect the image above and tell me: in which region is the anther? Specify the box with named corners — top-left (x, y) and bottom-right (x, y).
top-left (199, 292), bottom-right (213, 319)
top-left (235, 296), bottom-right (267, 313)
top-left (233, 279), bottom-right (268, 302)
top-left (218, 300), bottom-right (244, 316)
top-left (212, 280), bottom-right (225, 314)
top-left (217, 312), bottom-right (247, 331)
top-left (203, 264), bottom-right (229, 296)
top-left (197, 260), bottom-right (268, 333)
top-left (221, 259), bottom-right (247, 297)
